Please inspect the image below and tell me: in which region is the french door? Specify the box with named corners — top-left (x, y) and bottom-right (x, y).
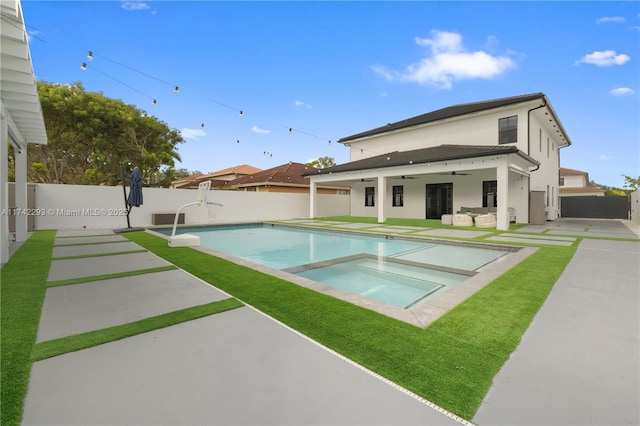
top-left (425, 183), bottom-right (453, 219)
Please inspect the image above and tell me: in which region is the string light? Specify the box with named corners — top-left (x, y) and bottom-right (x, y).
top-left (80, 61), bottom-right (156, 103)
top-left (87, 50), bottom-right (179, 94)
top-left (81, 52), bottom-right (336, 150)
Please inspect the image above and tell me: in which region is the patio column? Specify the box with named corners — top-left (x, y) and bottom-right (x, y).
top-left (309, 180), bottom-right (317, 218)
top-left (14, 146), bottom-right (27, 242)
top-left (496, 159), bottom-right (509, 231)
top-left (377, 175), bottom-right (386, 223)
top-left (1, 110), bottom-right (9, 264)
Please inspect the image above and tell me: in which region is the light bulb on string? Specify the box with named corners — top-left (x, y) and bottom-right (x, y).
top-left (200, 123), bottom-right (205, 129)
top-left (80, 62), bottom-right (87, 71)
top-left (174, 86), bottom-right (180, 94)
top-left (151, 99), bottom-right (157, 106)
top-left (288, 128), bottom-right (292, 134)
top-left (87, 51), bottom-right (93, 61)
top-left (239, 110), bottom-right (243, 117)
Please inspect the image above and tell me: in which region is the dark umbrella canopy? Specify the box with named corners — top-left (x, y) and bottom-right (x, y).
top-left (127, 166), bottom-right (143, 208)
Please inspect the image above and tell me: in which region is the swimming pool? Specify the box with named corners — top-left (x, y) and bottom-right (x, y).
top-left (163, 224), bottom-right (510, 310)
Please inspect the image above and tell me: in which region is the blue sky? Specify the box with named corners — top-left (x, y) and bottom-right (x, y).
top-left (22, 1), bottom-right (639, 187)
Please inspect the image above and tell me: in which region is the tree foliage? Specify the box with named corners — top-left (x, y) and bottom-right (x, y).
top-left (306, 156), bottom-right (336, 169)
top-left (622, 175), bottom-right (640, 192)
top-left (27, 81), bottom-right (184, 186)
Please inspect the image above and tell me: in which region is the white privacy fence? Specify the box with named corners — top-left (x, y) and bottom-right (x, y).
top-left (34, 184), bottom-right (349, 230)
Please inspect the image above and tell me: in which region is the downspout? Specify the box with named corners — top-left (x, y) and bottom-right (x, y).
top-left (526, 97), bottom-right (547, 223)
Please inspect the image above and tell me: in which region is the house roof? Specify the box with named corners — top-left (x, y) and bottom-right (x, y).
top-left (559, 186), bottom-right (605, 194)
top-left (338, 92), bottom-right (569, 145)
top-left (559, 167), bottom-right (588, 176)
top-left (304, 144), bottom-right (539, 176)
top-left (209, 164), bottom-right (262, 177)
top-left (171, 164), bottom-right (262, 188)
top-left (220, 162), bottom-right (318, 188)
top-left (1, 0), bottom-right (47, 147)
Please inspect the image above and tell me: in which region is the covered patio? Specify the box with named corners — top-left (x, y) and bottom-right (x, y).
top-left (306, 145), bottom-right (539, 231)
top-left (1, 0), bottom-right (48, 264)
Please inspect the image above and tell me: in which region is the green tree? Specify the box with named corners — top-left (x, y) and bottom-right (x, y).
top-left (622, 174), bottom-right (640, 192)
top-left (27, 81), bottom-right (184, 186)
top-left (307, 156), bottom-right (336, 169)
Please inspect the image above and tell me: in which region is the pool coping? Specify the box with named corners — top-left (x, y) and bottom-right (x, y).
top-left (145, 224), bottom-right (537, 328)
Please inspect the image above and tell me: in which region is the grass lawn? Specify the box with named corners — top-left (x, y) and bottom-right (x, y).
top-left (125, 229), bottom-right (576, 419)
top-left (1, 231), bottom-right (55, 426)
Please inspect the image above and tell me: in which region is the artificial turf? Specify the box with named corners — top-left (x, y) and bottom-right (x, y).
top-left (125, 230), bottom-right (576, 419)
top-left (31, 298), bottom-right (244, 362)
top-left (1, 230), bottom-right (56, 426)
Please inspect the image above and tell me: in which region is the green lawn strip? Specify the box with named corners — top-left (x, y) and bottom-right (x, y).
top-left (52, 249), bottom-right (147, 260)
top-left (1, 230), bottom-right (56, 426)
top-left (55, 233), bottom-right (116, 238)
top-left (31, 298), bottom-right (244, 362)
top-left (47, 265), bottom-right (178, 287)
top-left (125, 231), bottom-right (575, 420)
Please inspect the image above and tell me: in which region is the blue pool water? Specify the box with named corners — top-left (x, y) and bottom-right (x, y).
top-left (167, 225), bottom-right (508, 309)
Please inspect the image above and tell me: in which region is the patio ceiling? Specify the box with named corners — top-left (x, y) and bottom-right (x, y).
top-left (1, 0), bottom-right (47, 148)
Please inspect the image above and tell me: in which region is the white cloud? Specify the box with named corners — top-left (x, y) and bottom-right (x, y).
top-left (180, 127), bottom-right (206, 140)
top-left (121, 1), bottom-right (150, 11)
top-left (610, 87), bottom-right (635, 96)
top-left (599, 155), bottom-right (615, 161)
top-left (575, 50), bottom-right (630, 67)
top-left (294, 100), bottom-right (312, 109)
top-left (372, 30), bottom-right (516, 89)
top-left (251, 126), bottom-right (271, 134)
top-left (596, 16), bottom-right (625, 24)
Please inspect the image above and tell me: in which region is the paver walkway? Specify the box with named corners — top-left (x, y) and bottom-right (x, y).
top-left (474, 237), bottom-right (639, 425)
top-left (22, 229), bottom-right (464, 425)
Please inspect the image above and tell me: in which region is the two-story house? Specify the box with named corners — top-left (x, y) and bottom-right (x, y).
top-left (305, 93), bottom-right (571, 230)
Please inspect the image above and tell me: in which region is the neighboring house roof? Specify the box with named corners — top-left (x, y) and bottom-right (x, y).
top-left (305, 145), bottom-right (539, 176)
top-left (559, 186), bottom-right (605, 195)
top-left (171, 164), bottom-right (262, 188)
top-left (209, 164), bottom-right (262, 178)
top-left (338, 92), bottom-right (570, 146)
top-left (559, 167), bottom-right (588, 176)
top-left (220, 162), bottom-right (318, 188)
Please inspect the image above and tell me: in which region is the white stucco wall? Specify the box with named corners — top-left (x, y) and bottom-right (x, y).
top-left (631, 190), bottom-right (640, 224)
top-left (34, 184), bottom-right (349, 230)
top-left (560, 174), bottom-right (586, 188)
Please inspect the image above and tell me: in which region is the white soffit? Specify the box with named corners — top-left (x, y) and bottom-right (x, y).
top-left (1, 0), bottom-right (47, 146)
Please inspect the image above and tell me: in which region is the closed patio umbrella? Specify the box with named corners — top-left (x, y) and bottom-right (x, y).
top-left (127, 166), bottom-right (143, 208)
top-left (120, 165), bottom-right (143, 229)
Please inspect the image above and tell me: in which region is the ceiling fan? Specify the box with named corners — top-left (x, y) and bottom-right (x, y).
top-left (437, 171), bottom-right (472, 176)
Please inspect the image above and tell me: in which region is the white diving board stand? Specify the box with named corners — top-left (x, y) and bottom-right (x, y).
top-left (168, 181), bottom-right (223, 247)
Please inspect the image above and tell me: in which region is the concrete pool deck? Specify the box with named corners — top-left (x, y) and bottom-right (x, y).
top-left (20, 219), bottom-right (640, 425)
top-left (23, 229), bottom-right (466, 425)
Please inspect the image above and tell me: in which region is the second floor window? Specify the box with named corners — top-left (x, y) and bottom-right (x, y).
top-left (365, 186), bottom-right (375, 207)
top-left (499, 115), bottom-right (518, 144)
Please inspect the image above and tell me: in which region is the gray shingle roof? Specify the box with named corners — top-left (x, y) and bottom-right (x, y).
top-left (304, 145), bottom-right (539, 176)
top-left (338, 92), bottom-right (546, 143)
